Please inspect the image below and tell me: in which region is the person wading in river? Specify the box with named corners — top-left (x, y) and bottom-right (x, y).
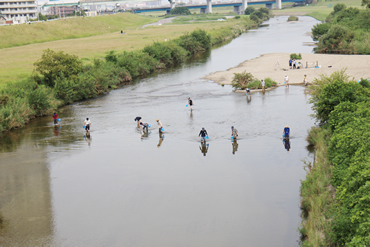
top-left (84, 118), bottom-right (92, 135)
top-left (261, 79), bottom-right (266, 92)
top-left (199, 127), bottom-right (208, 143)
top-left (52, 112), bottom-right (59, 125)
top-left (156, 119), bottom-right (163, 134)
top-left (188, 97), bottom-right (194, 111)
top-left (134, 116), bottom-right (142, 128)
top-left (284, 74), bottom-right (289, 87)
top-left (283, 125), bottom-right (290, 139)
top-left (231, 126), bottom-right (238, 139)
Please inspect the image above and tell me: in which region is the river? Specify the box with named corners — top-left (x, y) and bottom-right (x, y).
top-left (0, 16), bottom-right (319, 246)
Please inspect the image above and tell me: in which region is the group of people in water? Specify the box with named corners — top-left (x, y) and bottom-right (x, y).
top-left (53, 95), bottom-right (291, 154)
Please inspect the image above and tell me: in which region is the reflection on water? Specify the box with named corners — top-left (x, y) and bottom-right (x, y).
top-left (199, 142), bottom-right (209, 156)
top-left (0, 16), bottom-right (319, 246)
top-left (283, 138), bottom-right (291, 151)
top-left (232, 139), bottom-right (239, 155)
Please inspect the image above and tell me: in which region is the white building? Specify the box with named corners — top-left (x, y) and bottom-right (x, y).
top-left (0, 0), bottom-right (37, 23)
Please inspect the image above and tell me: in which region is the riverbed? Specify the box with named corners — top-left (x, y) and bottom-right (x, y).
top-left (0, 16), bottom-right (319, 246)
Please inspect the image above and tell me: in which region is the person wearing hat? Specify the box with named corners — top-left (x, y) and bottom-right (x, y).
top-left (231, 126), bottom-right (238, 139)
top-left (156, 119), bottom-right (163, 134)
top-left (283, 125), bottom-right (290, 139)
top-left (284, 74), bottom-right (289, 87)
top-left (198, 127), bottom-right (208, 143)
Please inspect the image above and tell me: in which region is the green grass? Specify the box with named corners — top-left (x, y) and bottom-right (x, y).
top-left (300, 126), bottom-right (335, 246)
top-left (272, 0), bottom-right (363, 21)
top-left (0, 15), bottom-right (250, 84)
top-left (0, 13), bottom-right (160, 49)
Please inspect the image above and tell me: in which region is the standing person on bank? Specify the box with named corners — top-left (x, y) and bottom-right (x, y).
top-left (198, 127), bottom-right (208, 143)
top-left (188, 97), bottom-right (194, 111)
top-left (261, 79), bottom-right (266, 92)
top-left (52, 112), bottom-right (59, 125)
top-left (284, 74), bottom-right (289, 87)
top-left (231, 126), bottom-right (238, 139)
top-left (156, 119), bottom-right (163, 134)
top-left (289, 58), bottom-right (292, 69)
top-left (303, 75), bottom-right (308, 86)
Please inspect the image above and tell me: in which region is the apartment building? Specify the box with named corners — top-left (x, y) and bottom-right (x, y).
top-left (0, 0), bottom-right (37, 23)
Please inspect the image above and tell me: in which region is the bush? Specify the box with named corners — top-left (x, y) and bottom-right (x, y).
top-left (359, 78), bottom-right (370, 88)
top-left (316, 25), bottom-right (355, 53)
top-left (143, 42), bottom-right (173, 65)
top-left (244, 6), bottom-right (255, 15)
top-left (265, 77), bottom-right (277, 87)
top-left (116, 51), bottom-right (159, 77)
top-left (333, 3), bottom-right (346, 13)
top-left (170, 6), bottom-right (191, 15)
top-left (287, 15), bottom-right (299, 22)
top-left (34, 49), bottom-right (83, 87)
top-left (234, 15), bottom-right (240, 19)
top-left (231, 71), bottom-right (254, 89)
top-left (290, 53), bottom-right (302, 60)
top-left (312, 23), bottom-right (331, 41)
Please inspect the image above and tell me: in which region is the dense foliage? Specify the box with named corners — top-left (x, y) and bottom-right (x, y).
top-left (231, 72), bottom-right (277, 90)
top-left (290, 53), bottom-right (302, 60)
top-left (301, 70), bottom-right (370, 246)
top-left (313, 4), bottom-right (370, 54)
top-left (0, 29), bottom-right (212, 132)
top-left (244, 6), bottom-right (255, 15)
top-left (248, 7), bottom-right (270, 24)
top-left (170, 7), bottom-right (191, 15)
top-left (287, 15), bottom-right (299, 22)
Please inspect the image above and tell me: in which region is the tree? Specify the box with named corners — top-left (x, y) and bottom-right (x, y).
top-left (316, 25), bottom-right (354, 53)
top-left (333, 3), bottom-right (346, 13)
top-left (170, 6), bottom-right (191, 15)
top-left (34, 49), bottom-right (83, 87)
top-left (311, 23), bottom-right (331, 41)
top-left (362, 0), bottom-right (370, 8)
top-left (231, 71), bottom-right (254, 89)
top-left (244, 6), bottom-right (255, 15)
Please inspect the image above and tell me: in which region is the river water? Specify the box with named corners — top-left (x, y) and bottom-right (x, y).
top-left (0, 16), bottom-right (319, 247)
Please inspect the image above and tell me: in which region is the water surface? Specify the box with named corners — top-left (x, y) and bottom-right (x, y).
top-left (0, 16), bottom-right (319, 246)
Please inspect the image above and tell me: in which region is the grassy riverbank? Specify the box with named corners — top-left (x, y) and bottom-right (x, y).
top-left (0, 14), bottom-right (252, 84)
top-left (272, 0), bottom-right (362, 21)
top-left (300, 70), bottom-right (370, 246)
top-left (0, 15), bottom-right (258, 132)
top-left (0, 13), bottom-right (159, 49)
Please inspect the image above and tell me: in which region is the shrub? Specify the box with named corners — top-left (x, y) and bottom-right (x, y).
top-left (290, 53), bottom-right (302, 60)
top-left (234, 15), bottom-right (240, 19)
top-left (244, 6), bottom-right (255, 15)
top-left (359, 78), bottom-right (370, 88)
top-left (34, 49), bottom-right (83, 87)
top-left (143, 42), bottom-right (172, 65)
top-left (116, 51), bottom-right (159, 77)
top-left (231, 71), bottom-right (254, 89)
top-left (265, 77), bottom-right (277, 87)
top-left (312, 23), bottom-right (331, 41)
top-left (333, 3), bottom-right (346, 13)
top-left (190, 29), bottom-right (211, 50)
top-left (27, 85), bottom-right (55, 116)
top-left (105, 50), bottom-right (118, 63)
top-left (287, 15), bottom-right (299, 22)
top-left (316, 25), bottom-right (355, 53)
top-left (170, 6), bottom-right (191, 15)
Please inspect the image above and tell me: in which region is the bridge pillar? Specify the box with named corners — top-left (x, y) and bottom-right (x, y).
top-left (166, 9), bottom-right (171, 14)
top-left (206, 0), bottom-right (212, 13)
top-left (265, 3), bottom-right (273, 9)
top-left (241, 0), bottom-right (247, 13)
top-left (170, 2), bottom-right (176, 9)
top-left (275, 0), bottom-right (281, 9)
top-left (233, 5), bottom-right (241, 14)
top-left (200, 7), bottom-right (206, 13)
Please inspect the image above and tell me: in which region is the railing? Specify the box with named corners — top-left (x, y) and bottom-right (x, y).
top-left (0, 9), bottom-right (36, 14)
top-left (0, 3), bottom-right (36, 7)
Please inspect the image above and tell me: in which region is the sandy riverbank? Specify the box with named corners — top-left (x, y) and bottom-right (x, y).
top-left (204, 53), bottom-right (370, 86)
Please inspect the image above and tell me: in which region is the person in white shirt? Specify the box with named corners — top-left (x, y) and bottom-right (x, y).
top-left (156, 119), bottom-right (163, 134)
top-left (84, 118), bottom-right (91, 134)
top-left (261, 79), bottom-right (266, 92)
top-left (284, 75), bottom-right (289, 87)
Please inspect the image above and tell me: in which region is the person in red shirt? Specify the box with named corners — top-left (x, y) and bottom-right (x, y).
top-left (52, 113), bottom-right (58, 125)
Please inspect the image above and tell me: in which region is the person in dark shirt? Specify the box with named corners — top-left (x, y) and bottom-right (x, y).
top-left (199, 127), bottom-right (208, 143)
top-left (188, 97), bottom-right (194, 111)
top-left (134, 116), bottom-right (142, 128)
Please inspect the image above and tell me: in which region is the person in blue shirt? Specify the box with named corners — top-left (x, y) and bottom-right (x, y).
top-left (283, 125), bottom-right (290, 139)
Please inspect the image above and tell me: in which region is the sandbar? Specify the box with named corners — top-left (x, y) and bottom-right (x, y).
top-left (203, 53), bottom-right (370, 86)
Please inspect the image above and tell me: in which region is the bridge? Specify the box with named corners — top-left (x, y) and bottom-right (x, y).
top-left (133, 0), bottom-right (305, 14)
